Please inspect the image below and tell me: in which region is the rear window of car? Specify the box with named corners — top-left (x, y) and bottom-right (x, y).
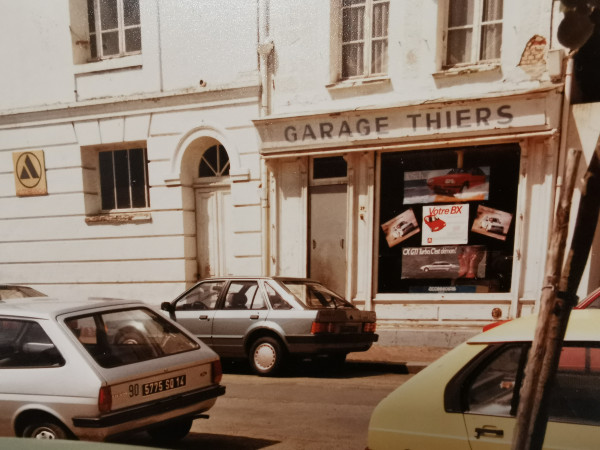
top-left (65, 307), bottom-right (200, 368)
top-left (281, 281), bottom-right (353, 309)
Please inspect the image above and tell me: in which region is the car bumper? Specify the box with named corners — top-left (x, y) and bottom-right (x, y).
top-left (286, 333), bottom-right (379, 354)
top-left (72, 384), bottom-right (225, 439)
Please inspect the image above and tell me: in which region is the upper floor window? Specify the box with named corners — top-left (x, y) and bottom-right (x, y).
top-left (444, 0), bottom-right (503, 68)
top-left (99, 147), bottom-right (148, 210)
top-left (87, 0), bottom-right (141, 60)
top-left (341, 0), bottom-right (389, 79)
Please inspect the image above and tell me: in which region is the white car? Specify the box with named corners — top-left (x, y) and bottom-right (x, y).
top-left (480, 215), bottom-right (504, 233)
top-left (0, 298), bottom-right (225, 442)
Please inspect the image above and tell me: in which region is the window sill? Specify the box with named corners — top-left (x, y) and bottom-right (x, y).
top-left (85, 211), bottom-right (151, 225)
top-left (432, 63), bottom-right (501, 79)
top-left (74, 54), bottom-right (143, 75)
top-left (326, 76), bottom-right (391, 90)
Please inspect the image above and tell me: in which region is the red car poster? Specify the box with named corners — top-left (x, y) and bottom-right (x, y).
top-left (404, 167), bottom-right (489, 204)
top-left (422, 204), bottom-right (469, 246)
top-left (381, 209), bottom-right (420, 247)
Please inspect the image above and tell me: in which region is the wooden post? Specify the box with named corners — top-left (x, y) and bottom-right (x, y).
top-left (511, 148), bottom-right (581, 449)
top-left (512, 140), bottom-right (600, 449)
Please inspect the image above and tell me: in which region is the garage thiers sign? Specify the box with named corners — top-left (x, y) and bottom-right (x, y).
top-left (254, 95), bottom-right (552, 154)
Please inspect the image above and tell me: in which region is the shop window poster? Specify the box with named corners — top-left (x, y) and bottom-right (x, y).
top-left (404, 166), bottom-right (490, 204)
top-left (401, 245), bottom-right (486, 279)
top-left (472, 205), bottom-right (513, 241)
top-left (422, 203), bottom-right (469, 246)
top-left (381, 208), bottom-right (420, 248)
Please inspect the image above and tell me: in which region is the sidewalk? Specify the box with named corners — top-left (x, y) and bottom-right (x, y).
top-left (347, 344), bottom-right (451, 373)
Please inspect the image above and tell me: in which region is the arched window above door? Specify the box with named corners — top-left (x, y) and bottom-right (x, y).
top-left (199, 144), bottom-right (230, 178)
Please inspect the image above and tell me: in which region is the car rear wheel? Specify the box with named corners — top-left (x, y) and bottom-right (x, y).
top-left (23, 420), bottom-right (69, 439)
top-left (147, 418), bottom-right (193, 443)
top-left (249, 336), bottom-right (285, 376)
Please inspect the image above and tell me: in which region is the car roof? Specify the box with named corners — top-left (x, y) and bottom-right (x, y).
top-left (469, 309), bottom-right (600, 344)
top-left (0, 297), bottom-right (147, 320)
top-left (198, 276), bottom-right (319, 283)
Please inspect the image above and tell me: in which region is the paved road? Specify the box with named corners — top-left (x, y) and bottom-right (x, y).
top-left (119, 360), bottom-right (413, 449)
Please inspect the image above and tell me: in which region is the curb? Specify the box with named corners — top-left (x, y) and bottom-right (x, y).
top-left (346, 359), bottom-right (429, 374)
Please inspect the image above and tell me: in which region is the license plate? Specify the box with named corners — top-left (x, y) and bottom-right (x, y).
top-left (340, 324), bottom-right (359, 333)
top-left (142, 374), bottom-right (186, 396)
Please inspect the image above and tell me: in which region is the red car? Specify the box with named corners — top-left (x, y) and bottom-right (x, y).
top-left (483, 286), bottom-right (600, 331)
top-left (427, 167), bottom-right (487, 195)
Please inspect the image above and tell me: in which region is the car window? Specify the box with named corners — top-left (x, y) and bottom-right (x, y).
top-left (0, 319), bottom-right (64, 368)
top-left (175, 281), bottom-right (224, 311)
top-left (463, 343), bottom-right (600, 426)
top-left (466, 345), bottom-right (527, 416)
top-left (265, 283), bottom-right (292, 310)
top-left (223, 281), bottom-right (266, 310)
top-left (547, 345), bottom-right (600, 425)
top-left (65, 307), bottom-right (199, 368)
top-left (281, 281), bottom-right (353, 309)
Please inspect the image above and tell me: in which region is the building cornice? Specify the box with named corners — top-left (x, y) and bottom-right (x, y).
top-left (0, 82), bottom-right (260, 129)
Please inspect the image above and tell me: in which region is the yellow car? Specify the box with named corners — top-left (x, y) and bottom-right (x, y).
top-left (368, 310), bottom-right (600, 449)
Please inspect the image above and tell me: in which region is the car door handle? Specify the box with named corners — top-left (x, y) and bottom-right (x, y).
top-left (475, 427), bottom-right (504, 439)
top-left (199, 315), bottom-right (209, 320)
top-left (250, 314), bottom-right (259, 320)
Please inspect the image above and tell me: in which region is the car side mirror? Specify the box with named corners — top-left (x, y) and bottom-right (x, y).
top-left (160, 302), bottom-right (173, 312)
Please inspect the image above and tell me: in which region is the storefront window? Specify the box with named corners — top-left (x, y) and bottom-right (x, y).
top-left (377, 144), bottom-right (520, 294)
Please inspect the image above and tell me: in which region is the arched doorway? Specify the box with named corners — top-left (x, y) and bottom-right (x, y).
top-left (195, 144), bottom-right (233, 278)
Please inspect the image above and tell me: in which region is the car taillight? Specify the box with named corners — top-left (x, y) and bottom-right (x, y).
top-left (98, 386), bottom-right (112, 414)
top-left (363, 322), bottom-right (376, 333)
top-left (311, 321), bottom-right (335, 334)
top-left (211, 359), bottom-right (223, 384)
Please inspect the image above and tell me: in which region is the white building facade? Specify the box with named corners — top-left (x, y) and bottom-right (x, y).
top-left (1, 1), bottom-right (597, 343)
top-left (1, 0), bottom-right (264, 302)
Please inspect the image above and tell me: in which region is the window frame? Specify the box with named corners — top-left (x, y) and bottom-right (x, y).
top-left (375, 144), bottom-right (520, 297)
top-left (442, 0), bottom-right (503, 70)
top-left (88, 0), bottom-right (142, 61)
top-left (338, 0), bottom-right (390, 81)
top-left (98, 145), bottom-right (149, 212)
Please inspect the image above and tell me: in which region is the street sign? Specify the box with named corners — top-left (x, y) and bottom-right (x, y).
top-left (13, 150), bottom-right (47, 196)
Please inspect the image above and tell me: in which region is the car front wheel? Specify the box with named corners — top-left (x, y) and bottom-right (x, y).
top-left (249, 336), bottom-right (285, 376)
top-left (147, 418), bottom-right (193, 443)
top-left (23, 420), bottom-right (69, 439)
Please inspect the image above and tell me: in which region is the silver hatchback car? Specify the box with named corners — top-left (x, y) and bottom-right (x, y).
top-left (0, 298), bottom-right (225, 442)
top-left (161, 277), bottom-right (378, 376)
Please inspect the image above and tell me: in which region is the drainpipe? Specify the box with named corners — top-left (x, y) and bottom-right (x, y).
top-left (258, 0), bottom-right (274, 275)
top-left (552, 53), bottom-right (575, 245)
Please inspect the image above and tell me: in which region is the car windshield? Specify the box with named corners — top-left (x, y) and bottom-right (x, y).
top-left (65, 307), bottom-right (200, 368)
top-left (280, 281), bottom-right (353, 309)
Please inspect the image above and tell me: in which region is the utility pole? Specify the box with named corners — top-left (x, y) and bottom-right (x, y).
top-left (512, 143), bottom-right (600, 449)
